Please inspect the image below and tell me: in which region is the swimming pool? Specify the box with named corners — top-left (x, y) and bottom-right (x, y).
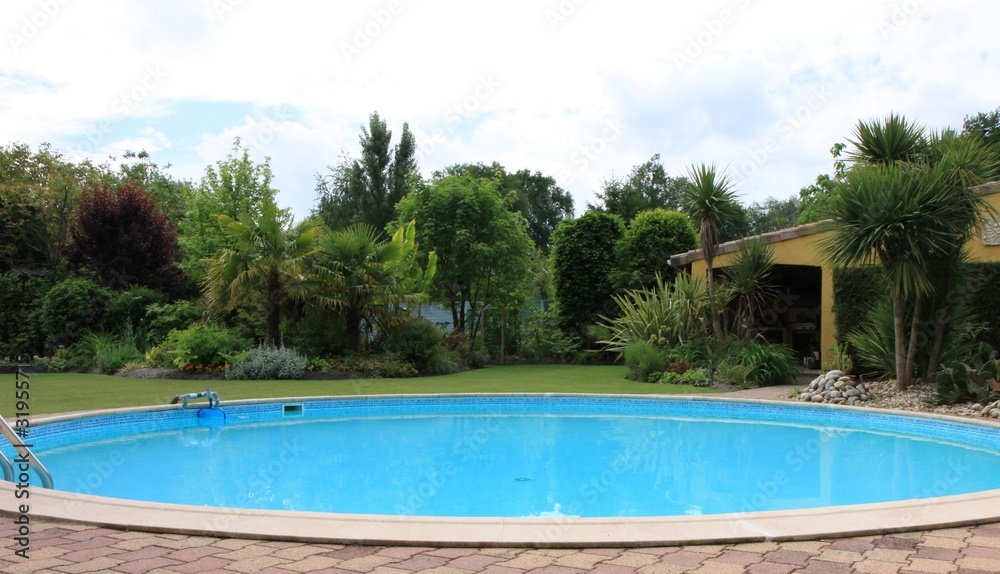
top-left (7, 394), bottom-right (1000, 546)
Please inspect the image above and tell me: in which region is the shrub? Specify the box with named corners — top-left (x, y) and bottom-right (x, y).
top-left (0, 271), bottom-right (50, 358)
top-left (145, 300), bottom-right (203, 346)
top-left (39, 277), bottom-right (110, 350)
top-left (330, 353), bottom-right (418, 378)
top-left (624, 340), bottom-right (666, 382)
top-left (737, 341), bottom-right (800, 387)
top-left (678, 368), bottom-right (711, 387)
top-left (226, 344), bottom-right (307, 380)
top-left (104, 286), bottom-right (165, 332)
top-left (716, 360), bottom-right (752, 387)
top-left (927, 346), bottom-right (1000, 405)
top-left (164, 324), bottom-right (250, 369)
top-left (386, 319), bottom-right (442, 371)
top-left (611, 208), bottom-right (698, 290)
top-left (521, 306), bottom-right (579, 361)
top-left (96, 344), bottom-right (143, 374)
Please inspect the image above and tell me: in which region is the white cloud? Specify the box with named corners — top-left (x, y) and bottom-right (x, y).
top-left (2, 0), bottom-right (999, 218)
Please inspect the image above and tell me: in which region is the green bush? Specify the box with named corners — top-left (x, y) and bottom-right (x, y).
top-left (927, 346), bottom-right (1000, 405)
top-left (0, 271), bottom-right (50, 358)
top-left (95, 344), bottom-right (143, 374)
top-left (520, 305), bottom-right (579, 361)
top-left (678, 368), bottom-right (711, 387)
top-left (226, 344), bottom-right (307, 380)
top-left (164, 324), bottom-right (250, 369)
top-left (330, 353), bottom-right (419, 378)
top-left (624, 340), bottom-right (666, 382)
top-left (737, 341), bottom-right (800, 387)
top-left (611, 208), bottom-right (698, 290)
top-left (39, 277), bottom-right (110, 350)
top-left (716, 360), bottom-right (752, 387)
top-left (386, 319), bottom-right (442, 371)
top-left (145, 300), bottom-right (203, 345)
top-left (104, 286), bottom-right (165, 332)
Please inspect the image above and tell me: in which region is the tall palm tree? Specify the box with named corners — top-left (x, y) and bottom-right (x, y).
top-left (682, 163), bottom-right (742, 344)
top-left (203, 199), bottom-right (323, 346)
top-left (310, 223), bottom-right (419, 352)
top-left (824, 114), bottom-right (998, 388)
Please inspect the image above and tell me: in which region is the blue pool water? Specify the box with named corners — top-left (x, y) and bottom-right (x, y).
top-left (18, 396), bottom-right (1000, 518)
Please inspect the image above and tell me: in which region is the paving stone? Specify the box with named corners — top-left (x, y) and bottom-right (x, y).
top-left (816, 548), bottom-right (865, 563)
top-left (962, 546), bottom-right (1000, 560)
top-left (925, 529), bottom-right (969, 540)
top-left (853, 559), bottom-right (906, 574)
top-left (111, 536), bottom-right (175, 551)
top-left (552, 552), bottom-right (608, 569)
top-left (427, 548), bottom-right (480, 559)
top-left (52, 556), bottom-right (123, 573)
top-left (603, 551), bottom-right (662, 567)
top-left (498, 554), bottom-right (559, 571)
top-left (225, 555), bottom-right (295, 573)
top-left (62, 528), bottom-right (122, 542)
top-left (325, 546), bottom-right (383, 560)
top-left (635, 563), bottom-right (692, 574)
top-left (337, 555), bottom-right (398, 572)
top-left (213, 545), bottom-right (278, 562)
top-left (955, 556), bottom-right (1000, 571)
top-left (630, 548), bottom-right (679, 556)
top-left (745, 563), bottom-right (796, 574)
top-left (760, 549), bottom-right (814, 566)
top-left (773, 541), bottom-right (826, 553)
top-left (448, 554), bottom-right (507, 570)
top-left (58, 546), bottom-right (121, 563)
top-left (478, 566), bottom-right (526, 574)
top-left (965, 535), bottom-right (1000, 549)
top-left (212, 539), bottom-right (260, 550)
top-left (874, 537), bottom-right (920, 550)
top-left (866, 548), bottom-right (916, 563)
top-left (660, 551), bottom-right (712, 567)
top-left (794, 560), bottom-right (854, 574)
top-left (393, 554), bottom-right (452, 571)
top-left (522, 566), bottom-right (586, 574)
top-left (1, 557), bottom-right (71, 574)
top-left (685, 562), bottom-right (744, 573)
top-left (377, 547), bottom-right (432, 559)
top-left (112, 557), bottom-right (183, 574)
top-left (163, 545), bottom-right (228, 562)
top-left (109, 545), bottom-right (176, 562)
top-left (919, 537), bottom-right (968, 550)
top-left (587, 563), bottom-right (644, 574)
top-left (913, 546), bottom-right (962, 561)
top-left (273, 545), bottom-right (335, 561)
top-left (901, 557), bottom-right (958, 573)
top-left (280, 555), bottom-right (346, 573)
top-left (826, 538), bottom-right (876, 553)
top-left (728, 542), bottom-right (781, 554)
top-left (151, 556), bottom-right (232, 574)
top-left (969, 525), bottom-right (1000, 538)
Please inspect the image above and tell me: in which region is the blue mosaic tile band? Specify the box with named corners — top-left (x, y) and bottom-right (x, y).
top-left (7, 396), bottom-right (1000, 464)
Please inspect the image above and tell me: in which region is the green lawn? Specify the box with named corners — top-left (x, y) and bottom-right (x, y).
top-left (0, 365), bottom-right (719, 417)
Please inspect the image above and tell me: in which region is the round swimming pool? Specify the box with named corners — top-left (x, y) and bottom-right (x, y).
top-left (8, 394), bottom-right (1000, 546)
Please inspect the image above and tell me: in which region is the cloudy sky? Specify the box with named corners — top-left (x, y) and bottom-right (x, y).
top-left (2, 0), bottom-right (998, 219)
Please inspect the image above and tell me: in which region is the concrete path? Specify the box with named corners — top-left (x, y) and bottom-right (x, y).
top-left (2, 519), bottom-right (999, 573)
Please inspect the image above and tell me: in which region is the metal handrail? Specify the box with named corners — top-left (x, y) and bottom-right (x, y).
top-left (0, 417), bottom-right (53, 489)
top-left (0, 451), bottom-right (12, 481)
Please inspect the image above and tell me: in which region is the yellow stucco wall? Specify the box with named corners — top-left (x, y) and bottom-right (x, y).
top-left (687, 189), bottom-right (1000, 367)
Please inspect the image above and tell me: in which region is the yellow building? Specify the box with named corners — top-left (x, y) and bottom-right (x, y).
top-left (669, 182), bottom-right (1000, 367)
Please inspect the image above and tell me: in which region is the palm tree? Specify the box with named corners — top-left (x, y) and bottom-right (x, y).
top-left (682, 163), bottom-right (742, 344)
top-left (726, 238), bottom-right (777, 339)
top-left (203, 199), bottom-right (323, 346)
top-left (310, 223), bottom-right (419, 352)
top-left (824, 114), bottom-right (998, 389)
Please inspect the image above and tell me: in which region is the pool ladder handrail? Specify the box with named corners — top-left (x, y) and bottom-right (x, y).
top-left (0, 416), bottom-right (54, 489)
top-left (171, 388), bottom-right (221, 410)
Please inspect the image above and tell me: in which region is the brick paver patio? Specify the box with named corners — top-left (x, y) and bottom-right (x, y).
top-left (2, 520), bottom-right (999, 574)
